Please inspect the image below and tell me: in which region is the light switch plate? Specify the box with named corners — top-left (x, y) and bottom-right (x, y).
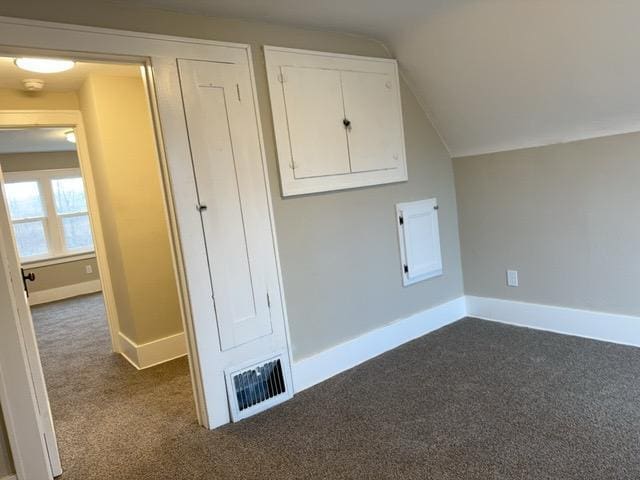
top-left (507, 269), bottom-right (518, 287)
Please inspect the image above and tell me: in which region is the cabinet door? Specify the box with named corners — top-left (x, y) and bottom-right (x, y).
top-left (342, 70), bottom-right (404, 173)
top-left (281, 66), bottom-right (350, 179)
top-left (396, 199), bottom-right (443, 286)
top-left (178, 59), bottom-right (274, 351)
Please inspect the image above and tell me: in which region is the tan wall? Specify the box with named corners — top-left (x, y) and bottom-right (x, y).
top-left (0, 151), bottom-right (79, 172)
top-left (454, 131), bottom-right (640, 316)
top-left (24, 257), bottom-right (100, 292)
top-left (78, 73), bottom-right (182, 344)
top-left (0, 402), bottom-right (14, 478)
top-left (0, 87), bottom-right (78, 110)
top-left (0, 0), bottom-right (464, 359)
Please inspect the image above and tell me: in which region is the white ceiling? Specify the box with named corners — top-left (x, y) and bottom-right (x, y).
top-left (125, 0), bottom-right (640, 157)
top-left (0, 57), bottom-right (141, 91)
top-left (0, 128), bottom-right (76, 154)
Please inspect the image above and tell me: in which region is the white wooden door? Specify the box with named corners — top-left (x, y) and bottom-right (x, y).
top-left (280, 66), bottom-right (350, 179)
top-left (341, 70), bottom-right (404, 173)
top-left (0, 170), bottom-right (61, 477)
top-left (178, 59), bottom-right (276, 351)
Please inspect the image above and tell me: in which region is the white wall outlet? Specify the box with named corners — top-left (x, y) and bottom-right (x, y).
top-left (85, 265), bottom-right (93, 274)
top-left (506, 269), bottom-right (519, 287)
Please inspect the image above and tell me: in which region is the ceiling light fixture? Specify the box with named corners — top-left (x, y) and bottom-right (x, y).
top-left (14, 57), bottom-right (75, 74)
top-left (65, 131), bottom-right (76, 144)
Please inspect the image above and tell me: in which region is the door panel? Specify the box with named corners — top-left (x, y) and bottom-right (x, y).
top-left (281, 66), bottom-right (350, 179)
top-left (178, 59), bottom-right (274, 351)
top-left (341, 71), bottom-right (403, 173)
top-left (0, 170), bottom-right (61, 477)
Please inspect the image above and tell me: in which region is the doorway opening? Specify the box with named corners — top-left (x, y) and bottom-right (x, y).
top-left (0, 55), bottom-right (197, 477)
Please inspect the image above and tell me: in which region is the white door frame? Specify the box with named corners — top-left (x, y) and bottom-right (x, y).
top-left (0, 110), bottom-right (122, 354)
top-left (0, 14), bottom-right (293, 480)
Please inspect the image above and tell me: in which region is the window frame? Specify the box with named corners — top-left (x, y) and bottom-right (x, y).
top-left (4, 168), bottom-right (95, 262)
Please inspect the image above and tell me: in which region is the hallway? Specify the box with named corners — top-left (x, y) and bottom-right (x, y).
top-left (32, 294), bottom-right (195, 479)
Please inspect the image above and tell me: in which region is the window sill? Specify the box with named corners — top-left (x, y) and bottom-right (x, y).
top-left (22, 252), bottom-right (96, 269)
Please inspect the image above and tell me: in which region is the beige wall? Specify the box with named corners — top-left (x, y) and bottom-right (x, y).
top-left (78, 73), bottom-right (182, 344)
top-left (24, 257), bottom-right (99, 292)
top-left (0, 402), bottom-right (14, 478)
top-left (454, 131), bottom-right (640, 316)
top-left (0, 0), bottom-right (464, 359)
top-left (0, 87), bottom-right (78, 110)
top-left (0, 151), bottom-right (79, 172)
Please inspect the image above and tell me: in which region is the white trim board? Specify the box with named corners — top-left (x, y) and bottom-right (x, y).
top-left (466, 296), bottom-right (640, 348)
top-left (1, 475), bottom-right (17, 480)
top-left (28, 279), bottom-right (102, 306)
top-left (118, 331), bottom-right (187, 370)
top-left (292, 296), bottom-right (467, 392)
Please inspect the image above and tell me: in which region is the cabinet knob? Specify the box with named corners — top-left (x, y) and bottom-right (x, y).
top-left (343, 118), bottom-right (351, 129)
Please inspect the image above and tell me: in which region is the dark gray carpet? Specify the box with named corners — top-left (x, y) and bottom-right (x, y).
top-left (33, 295), bottom-right (640, 479)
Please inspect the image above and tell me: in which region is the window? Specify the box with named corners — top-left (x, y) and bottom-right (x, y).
top-left (4, 169), bottom-right (94, 261)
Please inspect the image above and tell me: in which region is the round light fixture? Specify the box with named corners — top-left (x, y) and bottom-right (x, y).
top-left (65, 131), bottom-right (76, 144)
top-left (15, 57), bottom-right (75, 74)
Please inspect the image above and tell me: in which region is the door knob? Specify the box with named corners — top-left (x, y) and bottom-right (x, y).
top-left (21, 268), bottom-right (35, 297)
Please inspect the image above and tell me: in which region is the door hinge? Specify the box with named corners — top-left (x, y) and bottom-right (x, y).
top-left (399, 215), bottom-right (404, 225)
top-left (236, 83), bottom-right (241, 102)
top-left (266, 292), bottom-right (271, 309)
top-left (434, 205), bottom-right (439, 210)
top-left (403, 264), bottom-right (409, 274)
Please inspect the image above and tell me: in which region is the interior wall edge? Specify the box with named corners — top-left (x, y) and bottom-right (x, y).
top-left (118, 331), bottom-right (187, 370)
top-left (292, 296), bottom-right (467, 392)
top-left (451, 123), bottom-right (640, 159)
top-left (27, 280), bottom-right (102, 306)
top-left (467, 295), bottom-right (640, 349)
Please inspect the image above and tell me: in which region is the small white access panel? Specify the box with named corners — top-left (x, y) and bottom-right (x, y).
top-left (396, 199), bottom-right (443, 286)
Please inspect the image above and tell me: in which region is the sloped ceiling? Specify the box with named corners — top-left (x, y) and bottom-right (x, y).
top-left (126, 0), bottom-right (640, 157)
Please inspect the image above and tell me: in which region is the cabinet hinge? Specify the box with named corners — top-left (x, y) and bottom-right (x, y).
top-left (398, 215), bottom-right (404, 225)
top-left (434, 205), bottom-right (439, 210)
top-left (403, 264), bottom-right (409, 274)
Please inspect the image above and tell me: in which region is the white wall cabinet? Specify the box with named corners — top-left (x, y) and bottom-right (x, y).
top-left (265, 46), bottom-right (408, 196)
top-left (396, 199), bottom-right (443, 286)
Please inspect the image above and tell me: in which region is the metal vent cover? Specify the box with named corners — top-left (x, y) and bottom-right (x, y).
top-left (225, 353), bottom-right (293, 421)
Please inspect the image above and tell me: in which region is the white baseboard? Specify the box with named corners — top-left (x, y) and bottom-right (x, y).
top-left (292, 296), bottom-right (467, 392)
top-left (118, 331), bottom-right (187, 369)
top-left (28, 279), bottom-right (102, 306)
top-left (466, 295), bottom-right (640, 348)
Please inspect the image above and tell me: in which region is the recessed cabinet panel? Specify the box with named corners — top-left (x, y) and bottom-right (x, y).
top-left (265, 46), bottom-right (408, 196)
top-left (178, 59), bottom-right (273, 350)
top-left (341, 71), bottom-right (403, 173)
top-left (281, 66), bottom-right (351, 179)
top-left (396, 199), bottom-right (443, 286)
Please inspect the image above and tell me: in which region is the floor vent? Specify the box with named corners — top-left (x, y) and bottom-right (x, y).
top-left (225, 353), bottom-right (293, 421)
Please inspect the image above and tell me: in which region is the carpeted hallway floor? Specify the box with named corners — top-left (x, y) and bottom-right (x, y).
top-left (33, 294), bottom-right (640, 479)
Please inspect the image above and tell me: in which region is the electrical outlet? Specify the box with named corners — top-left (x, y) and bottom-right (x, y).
top-left (85, 265), bottom-right (93, 274)
top-left (507, 269), bottom-right (518, 287)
